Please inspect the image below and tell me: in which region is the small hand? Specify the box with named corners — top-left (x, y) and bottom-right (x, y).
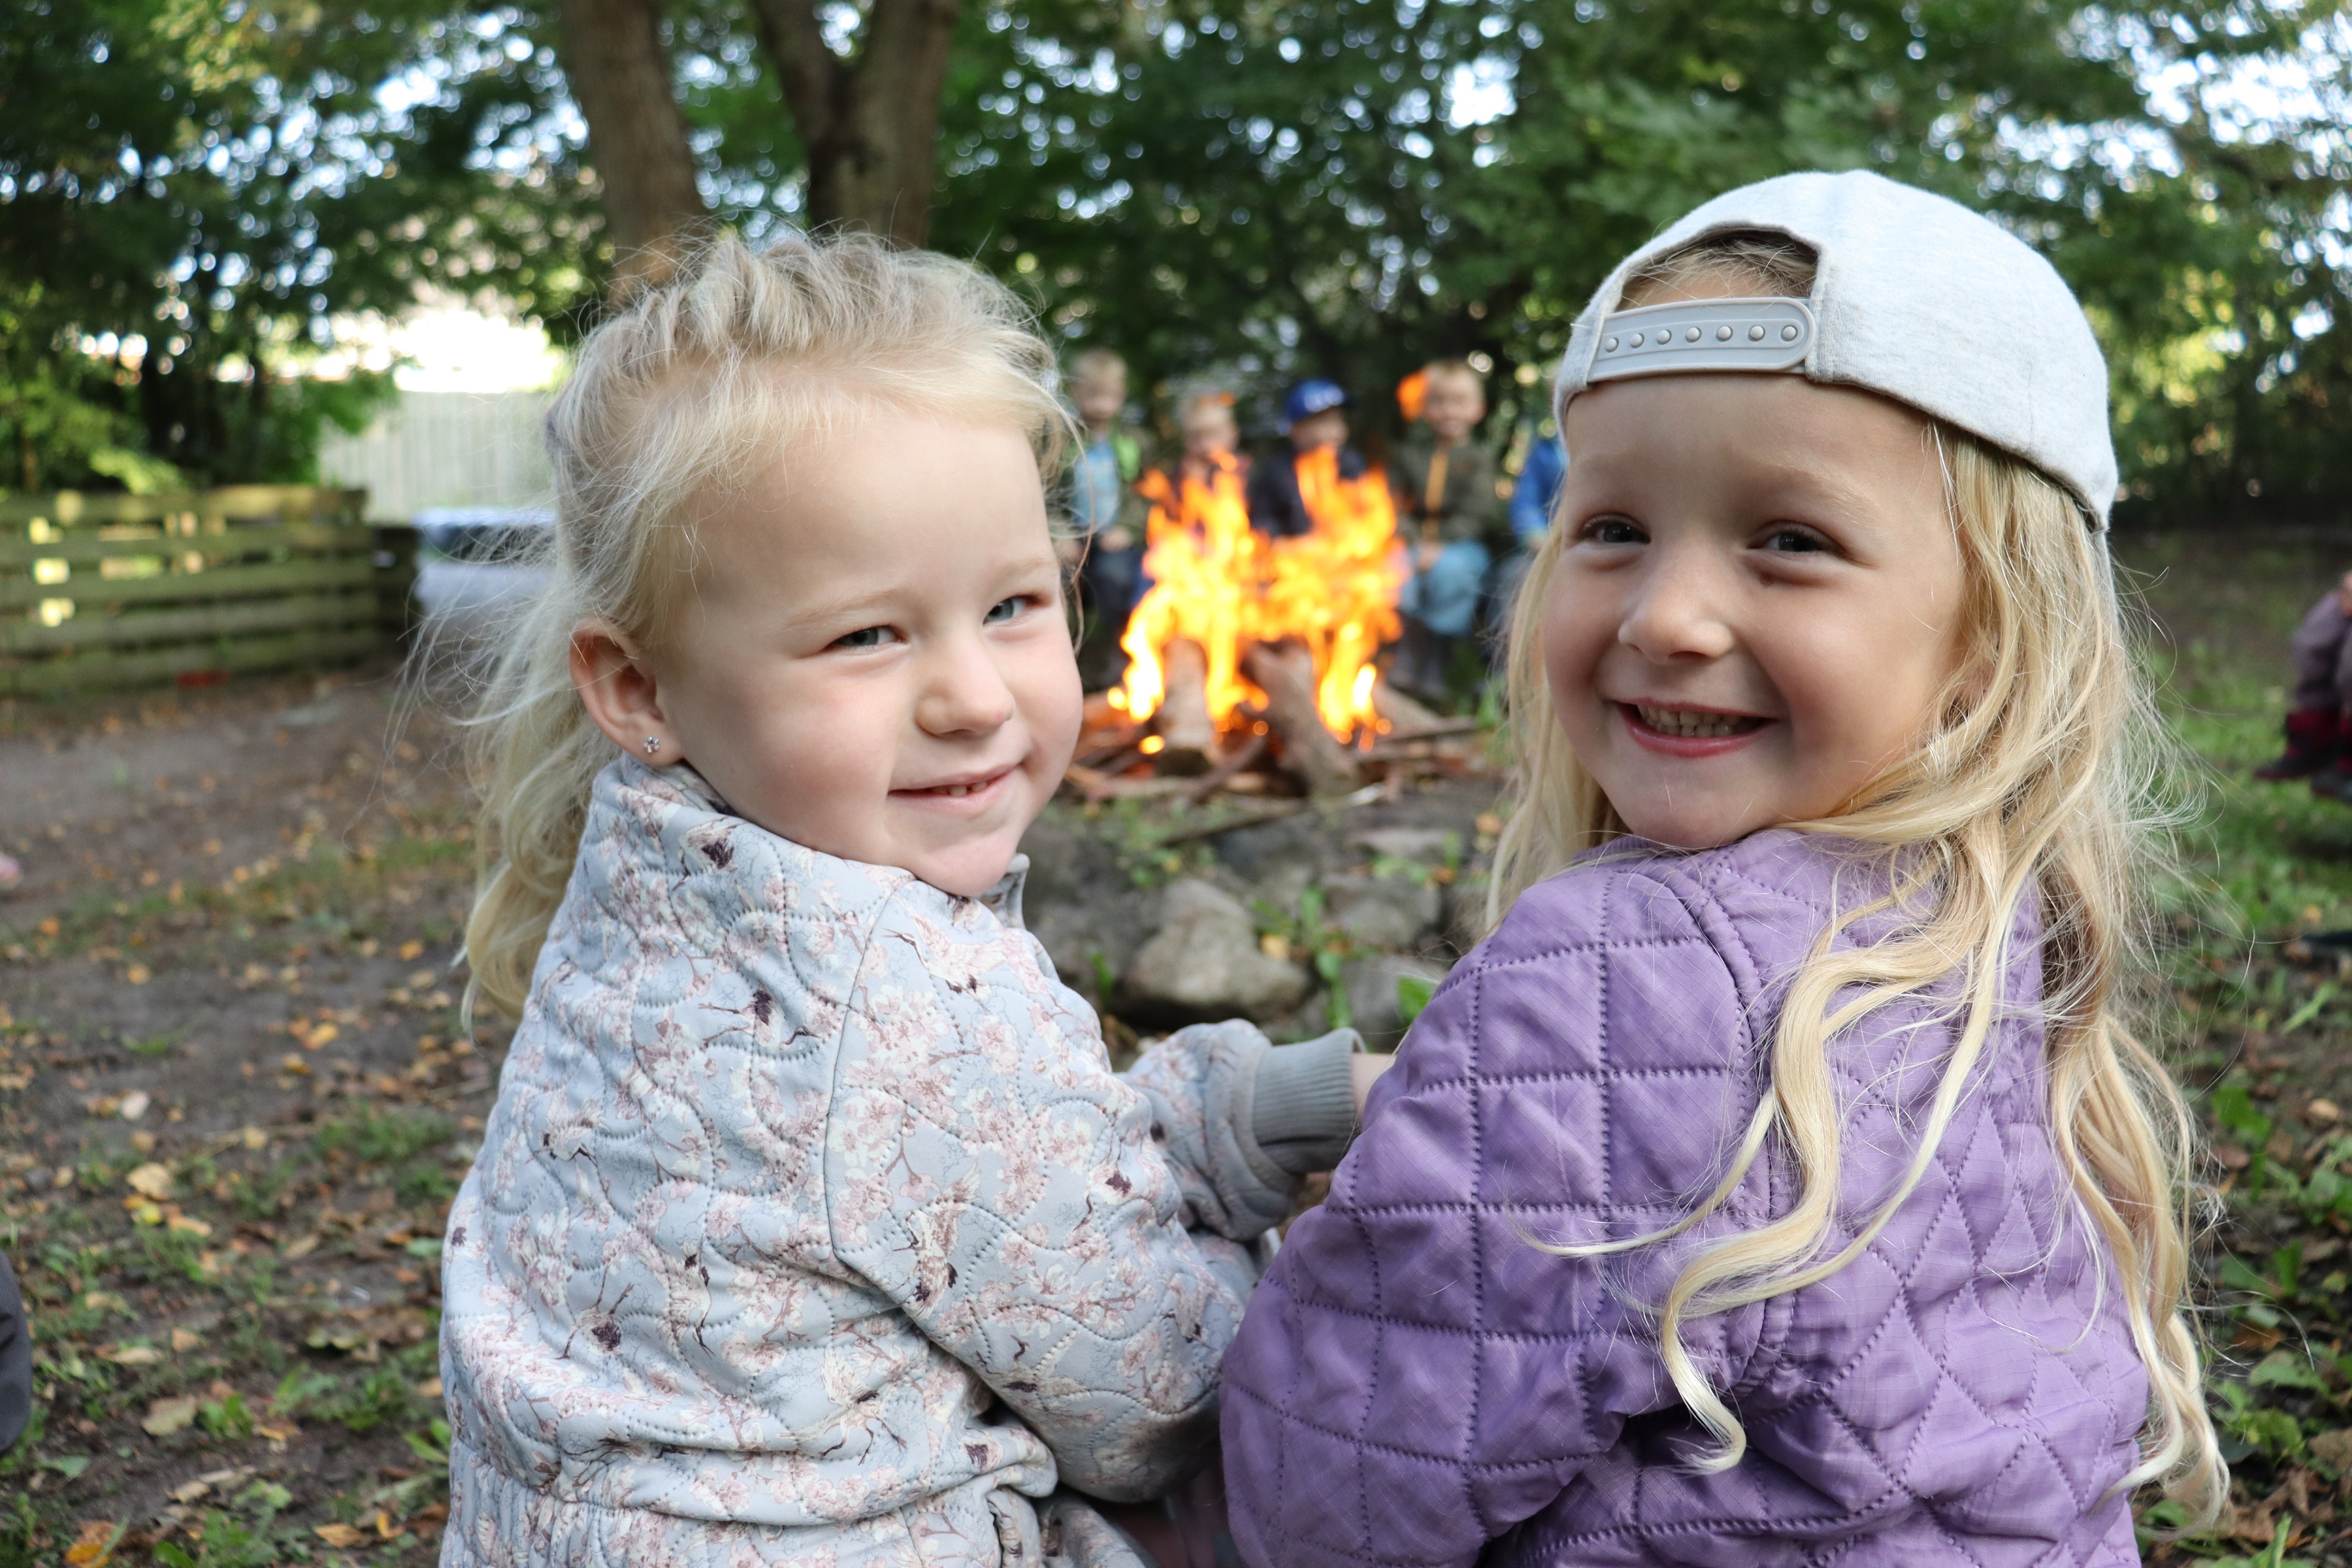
top-left (1350, 1053), bottom-right (1396, 1117)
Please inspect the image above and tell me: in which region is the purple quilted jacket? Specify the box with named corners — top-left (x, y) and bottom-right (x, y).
top-left (1222, 829), bottom-right (2148, 1568)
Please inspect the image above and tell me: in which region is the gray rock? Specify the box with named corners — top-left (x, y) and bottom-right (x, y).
top-left (1122, 879), bottom-right (1311, 1025)
top-left (1323, 874), bottom-right (1441, 951)
top-left (1019, 816), bottom-right (1151, 1001)
top-left (1351, 826), bottom-right (1457, 862)
top-left (1344, 954), bottom-right (1452, 1050)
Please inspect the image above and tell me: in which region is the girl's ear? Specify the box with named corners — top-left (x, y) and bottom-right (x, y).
top-left (570, 621), bottom-right (682, 764)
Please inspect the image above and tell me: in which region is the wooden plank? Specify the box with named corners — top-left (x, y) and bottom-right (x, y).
top-left (0, 523), bottom-right (384, 570)
top-left (0, 487), bottom-right (364, 528)
top-left (0, 627), bottom-right (387, 697)
top-left (0, 591), bottom-right (391, 655)
top-left (0, 555), bottom-right (381, 612)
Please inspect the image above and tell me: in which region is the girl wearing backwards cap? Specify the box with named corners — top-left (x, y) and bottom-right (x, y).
top-left (1221, 171), bottom-right (2223, 1567)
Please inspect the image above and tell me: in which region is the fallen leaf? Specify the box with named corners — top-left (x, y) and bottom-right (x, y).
top-left (37, 917), bottom-right (60, 938)
top-left (2315, 1428), bottom-right (2352, 1471)
top-left (313, 1524), bottom-right (367, 1548)
top-left (2313, 1098), bottom-right (2344, 1126)
top-left (169, 1479), bottom-right (210, 1503)
top-left (255, 1420), bottom-right (299, 1448)
top-left (127, 1130), bottom-right (155, 1154)
top-left (166, 1213), bottom-right (212, 1237)
top-left (99, 1343), bottom-right (163, 1366)
top-left (117, 1090), bottom-right (149, 1122)
top-left (413, 1376), bottom-right (443, 1398)
top-left (304, 1022), bottom-right (339, 1049)
top-left (170, 1328), bottom-right (201, 1353)
top-left (240, 1126), bottom-right (268, 1150)
top-left (278, 1053), bottom-right (310, 1076)
top-left (282, 1234), bottom-right (319, 1260)
top-left (63, 1520), bottom-right (120, 1567)
top-left (374, 1510), bottom-right (398, 1539)
top-left (124, 965), bottom-right (150, 985)
top-left (124, 1163), bottom-right (172, 1200)
top-left (399, 939), bottom-right (424, 961)
top-left (142, 1395), bottom-right (199, 1437)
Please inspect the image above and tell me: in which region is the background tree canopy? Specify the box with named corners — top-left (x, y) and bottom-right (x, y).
top-left (3, 0), bottom-right (2345, 520)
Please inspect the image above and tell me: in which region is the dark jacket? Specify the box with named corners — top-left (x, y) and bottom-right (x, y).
top-left (1390, 429), bottom-right (1510, 554)
top-left (0, 1253), bottom-right (29, 1454)
top-left (1247, 444), bottom-right (1369, 538)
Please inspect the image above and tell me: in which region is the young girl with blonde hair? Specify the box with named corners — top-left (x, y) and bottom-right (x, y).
top-left (1222, 171), bottom-right (2222, 1567)
top-left (438, 233), bottom-right (1367, 1567)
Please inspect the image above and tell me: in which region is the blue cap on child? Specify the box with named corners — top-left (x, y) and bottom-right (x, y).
top-left (1554, 170), bottom-right (2119, 527)
top-left (1282, 378), bottom-right (1348, 429)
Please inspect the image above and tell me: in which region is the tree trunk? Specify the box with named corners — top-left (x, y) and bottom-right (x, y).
top-left (747, 0), bottom-right (961, 246)
top-left (551, 0), bottom-right (708, 291)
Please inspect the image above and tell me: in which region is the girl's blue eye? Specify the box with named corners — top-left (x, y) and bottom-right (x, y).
top-left (985, 596), bottom-right (1028, 625)
top-left (1581, 517), bottom-right (1646, 546)
top-left (832, 625), bottom-right (898, 650)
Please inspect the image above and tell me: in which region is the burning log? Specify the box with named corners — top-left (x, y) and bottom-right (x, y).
top-left (1371, 679), bottom-right (1450, 738)
top-left (1152, 638), bottom-right (1217, 776)
top-left (1241, 640), bottom-right (1364, 796)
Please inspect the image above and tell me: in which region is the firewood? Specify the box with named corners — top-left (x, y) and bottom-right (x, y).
top-left (1152, 638), bottom-right (1217, 776)
top-left (1240, 640), bottom-right (1363, 796)
top-left (1371, 679), bottom-right (1450, 738)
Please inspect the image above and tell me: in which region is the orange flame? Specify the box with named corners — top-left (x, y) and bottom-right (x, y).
top-left (1118, 447), bottom-right (1403, 739)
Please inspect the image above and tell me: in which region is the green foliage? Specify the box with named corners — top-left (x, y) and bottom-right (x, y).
top-left (1396, 971), bottom-right (1438, 1026)
top-left (0, 0), bottom-right (596, 488)
top-left (10, 0), bottom-right (2346, 512)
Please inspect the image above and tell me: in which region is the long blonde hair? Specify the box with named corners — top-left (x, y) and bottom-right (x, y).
top-left (1490, 237), bottom-right (2223, 1520)
top-left (462, 233), bottom-right (1068, 1021)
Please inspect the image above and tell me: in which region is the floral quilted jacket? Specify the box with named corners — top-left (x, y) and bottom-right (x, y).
top-left (1223, 829), bottom-right (2151, 1568)
top-left (441, 759), bottom-right (1322, 1567)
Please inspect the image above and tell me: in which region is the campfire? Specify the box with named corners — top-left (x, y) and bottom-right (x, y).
top-left (1070, 446), bottom-right (1478, 803)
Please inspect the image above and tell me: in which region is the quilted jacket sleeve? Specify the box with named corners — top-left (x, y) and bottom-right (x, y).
top-left (1220, 860), bottom-right (1778, 1568)
top-left (1124, 1022), bottom-right (1359, 1242)
top-left (823, 886), bottom-right (1264, 1502)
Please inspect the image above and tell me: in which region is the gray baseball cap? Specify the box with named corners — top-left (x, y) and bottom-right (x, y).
top-left (1554, 171), bottom-right (2118, 527)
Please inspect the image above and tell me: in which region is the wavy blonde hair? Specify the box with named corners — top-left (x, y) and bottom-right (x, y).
top-left (462, 233), bottom-right (1069, 1021)
top-left (1489, 236), bottom-right (2223, 1520)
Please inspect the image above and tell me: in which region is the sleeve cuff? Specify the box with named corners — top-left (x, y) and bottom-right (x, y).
top-left (1249, 1028), bottom-right (1362, 1177)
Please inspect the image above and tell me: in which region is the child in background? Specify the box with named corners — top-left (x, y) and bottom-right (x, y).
top-left (1389, 361), bottom-right (1507, 700)
top-left (440, 236), bottom-right (1369, 1567)
top-left (1065, 349), bottom-right (1150, 644)
top-left (1247, 380), bottom-right (1369, 538)
top-left (2253, 568), bottom-right (2352, 799)
top-left (1223, 171), bottom-right (2221, 1567)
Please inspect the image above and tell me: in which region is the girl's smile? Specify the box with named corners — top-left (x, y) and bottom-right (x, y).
top-left (1618, 701), bottom-right (1772, 754)
top-left (1545, 368), bottom-right (1966, 849)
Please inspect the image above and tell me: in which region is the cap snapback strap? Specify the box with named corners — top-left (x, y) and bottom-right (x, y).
top-left (1588, 297), bottom-right (1816, 382)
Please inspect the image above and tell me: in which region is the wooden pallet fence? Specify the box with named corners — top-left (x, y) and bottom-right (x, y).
top-left (0, 487), bottom-right (417, 696)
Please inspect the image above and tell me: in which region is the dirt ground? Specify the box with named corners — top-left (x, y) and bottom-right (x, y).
top-left (0, 667), bottom-right (491, 1563)
top-left (7, 523), bottom-right (2352, 1564)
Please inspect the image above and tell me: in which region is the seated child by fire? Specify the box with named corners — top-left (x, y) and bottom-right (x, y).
top-left (435, 234), bottom-right (1382, 1566)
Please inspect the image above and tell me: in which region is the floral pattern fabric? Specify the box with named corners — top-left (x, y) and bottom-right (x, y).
top-left (441, 759), bottom-right (1295, 1566)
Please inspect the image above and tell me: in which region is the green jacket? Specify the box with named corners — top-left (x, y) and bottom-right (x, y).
top-left (1389, 429), bottom-right (1509, 554)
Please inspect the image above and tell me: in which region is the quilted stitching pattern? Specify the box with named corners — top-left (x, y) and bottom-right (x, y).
top-left (441, 759), bottom-right (1287, 1563)
top-left (1222, 830), bottom-right (2146, 1568)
